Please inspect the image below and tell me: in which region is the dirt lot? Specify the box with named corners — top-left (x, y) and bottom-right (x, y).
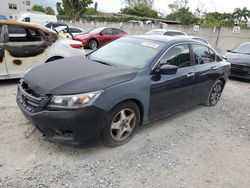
top-left (0, 79), bottom-right (250, 188)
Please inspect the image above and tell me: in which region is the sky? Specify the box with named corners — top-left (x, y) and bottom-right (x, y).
top-left (33, 0), bottom-right (250, 15)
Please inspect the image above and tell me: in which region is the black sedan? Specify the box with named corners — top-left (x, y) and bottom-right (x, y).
top-left (225, 42), bottom-right (250, 80)
top-left (16, 35), bottom-right (230, 147)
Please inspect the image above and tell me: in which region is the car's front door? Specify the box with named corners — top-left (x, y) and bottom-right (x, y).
top-left (149, 44), bottom-right (196, 120)
top-left (99, 28), bottom-right (114, 45)
top-left (4, 25), bottom-right (48, 78)
top-left (0, 25), bottom-right (8, 78)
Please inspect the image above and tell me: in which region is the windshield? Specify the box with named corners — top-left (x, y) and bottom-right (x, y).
top-left (88, 27), bottom-right (105, 34)
top-left (232, 43), bottom-right (250, 54)
top-left (146, 30), bottom-right (165, 35)
top-left (89, 38), bottom-right (164, 69)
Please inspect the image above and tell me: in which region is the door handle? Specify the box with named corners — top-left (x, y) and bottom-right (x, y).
top-left (211, 66), bottom-right (219, 70)
top-left (186, 72), bottom-right (195, 77)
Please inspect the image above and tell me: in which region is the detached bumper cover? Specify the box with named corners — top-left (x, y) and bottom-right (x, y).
top-left (17, 97), bottom-right (107, 145)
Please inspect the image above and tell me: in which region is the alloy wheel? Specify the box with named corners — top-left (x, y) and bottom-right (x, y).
top-left (210, 83), bottom-right (222, 105)
top-left (110, 108), bottom-right (136, 142)
top-left (89, 40), bottom-right (98, 49)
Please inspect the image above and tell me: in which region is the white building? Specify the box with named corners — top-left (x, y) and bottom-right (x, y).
top-left (0, 0), bottom-right (32, 20)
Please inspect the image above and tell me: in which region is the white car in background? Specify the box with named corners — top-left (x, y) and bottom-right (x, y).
top-left (18, 12), bottom-right (57, 25)
top-left (145, 29), bottom-right (187, 36)
top-left (55, 26), bottom-right (88, 39)
top-left (0, 20), bottom-right (85, 80)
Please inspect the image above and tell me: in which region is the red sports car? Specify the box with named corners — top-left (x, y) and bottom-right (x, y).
top-left (74, 27), bottom-right (128, 49)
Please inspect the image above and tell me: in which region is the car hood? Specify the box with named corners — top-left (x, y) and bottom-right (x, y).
top-left (22, 56), bottom-right (137, 95)
top-left (225, 52), bottom-right (250, 66)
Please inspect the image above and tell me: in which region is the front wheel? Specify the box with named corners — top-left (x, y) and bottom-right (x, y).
top-left (102, 101), bottom-right (140, 147)
top-left (204, 80), bottom-right (223, 106)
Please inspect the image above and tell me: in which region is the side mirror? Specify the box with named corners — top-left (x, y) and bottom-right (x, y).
top-left (227, 49), bottom-right (231, 52)
top-left (160, 64), bottom-right (178, 75)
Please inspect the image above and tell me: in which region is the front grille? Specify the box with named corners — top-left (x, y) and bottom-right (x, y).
top-left (17, 81), bottom-right (50, 113)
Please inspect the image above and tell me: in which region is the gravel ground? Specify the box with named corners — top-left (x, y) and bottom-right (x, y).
top-left (0, 79), bottom-right (250, 188)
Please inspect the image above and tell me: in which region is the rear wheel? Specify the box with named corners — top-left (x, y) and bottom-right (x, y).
top-left (204, 80), bottom-right (223, 106)
top-left (102, 101), bottom-right (140, 147)
top-left (88, 39), bottom-right (98, 50)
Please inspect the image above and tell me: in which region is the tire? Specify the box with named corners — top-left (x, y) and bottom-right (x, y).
top-left (204, 80), bottom-right (223, 106)
top-left (102, 101), bottom-right (140, 147)
top-left (88, 39), bottom-right (98, 50)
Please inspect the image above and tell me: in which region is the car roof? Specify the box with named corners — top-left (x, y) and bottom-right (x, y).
top-left (176, 35), bottom-right (206, 40)
top-left (125, 35), bottom-right (200, 46)
top-left (0, 20), bottom-right (55, 34)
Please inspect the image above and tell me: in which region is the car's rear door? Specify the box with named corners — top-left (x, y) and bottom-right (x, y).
top-left (0, 25), bottom-right (8, 78)
top-left (149, 44), bottom-right (196, 120)
top-left (112, 28), bottom-right (126, 40)
top-left (4, 25), bottom-right (48, 78)
top-left (191, 44), bottom-right (224, 103)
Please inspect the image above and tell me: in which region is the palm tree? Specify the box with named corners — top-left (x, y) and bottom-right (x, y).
top-left (233, 7), bottom-right (250, 24)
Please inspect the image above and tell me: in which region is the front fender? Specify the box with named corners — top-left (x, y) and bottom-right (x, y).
top-left (93, 71), bottom-right (151, 123)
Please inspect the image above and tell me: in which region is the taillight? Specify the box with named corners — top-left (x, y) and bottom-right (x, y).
top-left (70, 44), bottom-right (83, 49)
top-left (228, 63), bottom-right (231, 71)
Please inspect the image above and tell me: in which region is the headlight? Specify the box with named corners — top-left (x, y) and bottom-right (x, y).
top-left (48, 90), bottom-right (103, 109)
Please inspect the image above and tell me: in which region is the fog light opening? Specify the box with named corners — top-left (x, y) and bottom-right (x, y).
top-left (53, 129), bottom-right (74, 138)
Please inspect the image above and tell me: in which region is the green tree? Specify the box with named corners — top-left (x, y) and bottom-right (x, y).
top-left (61, 0), bottom-right (93, 20)
top-left (168, 0), bottom-right (188, 13)
top-left (32, 4), bottom-right (45, 13)
top-left (233, 7), bottom-right (250, 24)
top-left (166, 7), bottom-right (199, 25)
top-left (121, 6), bottom-right (158, 18)
top-left (56, 2), bottom-right (65, 15)
top-left (124, 0), bottom-right (154, 7)
top-left (201, 12), bottom-right (234, 27)
top-left (44, 6), bottom-right (55, 15)
top-left (84, 7), bottom-right (97, 15)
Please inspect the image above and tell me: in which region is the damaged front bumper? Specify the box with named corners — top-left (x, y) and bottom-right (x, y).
top-left (17, 96), bottom-right (107, 145)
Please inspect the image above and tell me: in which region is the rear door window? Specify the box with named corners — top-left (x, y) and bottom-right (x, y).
top-left (113, 28), bottom-right (123, 35)
top-left (102, 28), bottom-right (113, 35)
top-left (160, 44), bottom-right (191, 68)
top-left (192, 44), bottom-right (211, 65)
top-left (209, 48), bottom-right (216, 62)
